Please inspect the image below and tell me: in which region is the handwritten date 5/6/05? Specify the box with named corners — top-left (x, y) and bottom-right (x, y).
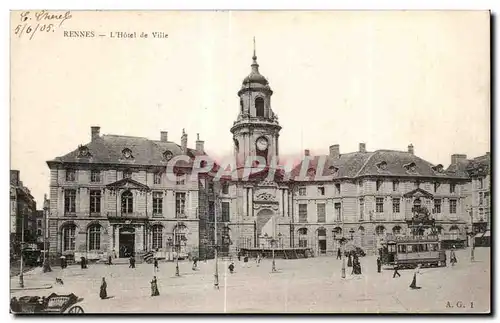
top-left (14, 10), bottom-right (73, 40)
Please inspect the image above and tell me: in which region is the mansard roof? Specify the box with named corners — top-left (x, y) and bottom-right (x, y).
top-left (291, 149), bottom-right (468, 181)
top-left (47, 134), bottom-right (206, 168)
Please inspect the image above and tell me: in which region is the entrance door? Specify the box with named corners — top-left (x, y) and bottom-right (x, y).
top-left (119, 227), bottom-right (135, 258)
top-left (317, 228), bottom-right (327, 255)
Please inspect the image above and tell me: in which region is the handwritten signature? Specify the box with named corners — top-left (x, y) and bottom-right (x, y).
top-left (14, 10), bottom-right (73, 40)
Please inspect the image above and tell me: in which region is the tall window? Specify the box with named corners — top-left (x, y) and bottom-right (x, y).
top-left (176, 173), bottom-right (185, 185)
top-left (299, 204), bottom-right (308, 222)
top-left (318, 186), bottom-right (325, 196)
top-left (121, 191), bottom-right (133, 214)
top-left (376, 180), bottom-right (382, 191)
top-left (89, 190), bottom-right (101, 214)
top-left (152, 225), bottom-right (163, 250)
top-left (240, 99), bottom-right (244, 114)
top-left (335, 203), bottom-right (341, 221)
top-left (123, 170), bottom-right (132, 179)
top-left (153, 192), bottom-right (163, 216)
top-left (176, 192), bottom-right (186, 217)
top-left (317, 203), bottom-right (326, 223)
top-left (449, 199), bottom-right (457, 214)
top-left (88, 224), bottom-right (101, 251)
top-left (208, 201), bottom-right (215, 222)
top-left (298, 228), bottom-right (308, 247)
top-left (479, 192), bottom-right (484, 205)
top-left (64, 189), bottom-right (76, 213)
top-left (359, 198), bottom-right (364, 220)
top-left (434, 182), bottom-right (440, 193)
top-left (255, 97), bottom-right (264, 117)
top-left (376, 197), bottom-right (384, 213)
top-left (62, 225), bottom-right (76, 251)
top-left (450, 183), bottom-right (456, 193)
top-left (392, 198), bottom-right (400, 213)
top-left (222, 182), bottom-right (229, 194)
top-left (479, 208), bottom-right (484, 220)
top-left (90, 170), bottom-right (101, 183)
top-left (478, 178), bottom-right (484, 189)
top-left (392, 180), bottom-right (399, 192)
top-left (66, 169), bottom-right (76, 182)
top-left (335, 183), bottom-right (341, 195)
top-left (221, 202), bottom-right (230, 222)
top-left (392, 226), bottom-right (402, 235)
top-left (154, 172), bottom-right (162, 185)
top-left (298, 187), bottom-right (306, 196)
top-left (433, 199), bottom-right (442, 213)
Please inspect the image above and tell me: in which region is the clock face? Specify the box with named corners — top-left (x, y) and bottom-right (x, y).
top-left (256, 137), bottom-right (268, 151)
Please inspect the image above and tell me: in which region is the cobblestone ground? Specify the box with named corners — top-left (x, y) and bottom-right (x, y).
top-left (10, 248), bottom-right (490, 313)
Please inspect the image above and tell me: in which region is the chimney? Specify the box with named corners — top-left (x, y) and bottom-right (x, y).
top-left (91, 126), bottom-right (100, 141)
top-left (181, 128), bottom-right (188, 153)
top-left (329, 144), bottom-right (340, 158)
top-left (10, 170), bottom-right (20, 186)
top-left (408, 144), bottom-right (414, 155)
top-left (160, 131), bottom-right (168, 142)
top-left (304, 149), bottom-right (310, 157)
top-left (195, 133), bottom-right (205, 152)
top-left (359, 143), bottom-right (366, 153)
top-left (451, 154), bottom-right (467, 165)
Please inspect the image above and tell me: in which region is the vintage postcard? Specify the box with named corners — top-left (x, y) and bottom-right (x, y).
top-left (9, 10), bottom-right (491, 314)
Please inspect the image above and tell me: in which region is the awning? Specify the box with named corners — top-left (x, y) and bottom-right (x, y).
top-left (483, 230), bottom-right (491, 237)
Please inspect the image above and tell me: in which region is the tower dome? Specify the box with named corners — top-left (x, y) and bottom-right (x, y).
top-left (242, 38), bottom-right (269, 87)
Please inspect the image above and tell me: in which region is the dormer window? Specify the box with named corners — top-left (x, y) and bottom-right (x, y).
top-left (329, 166), bottom-right (339, 175)
top-left (403, 162), bottom-right (417, 173)
top-left (432, 164), bottom-right (444, 173)
top-left (307, 168), bottom-right (316, 178)
top-left (163, 150), bottom-right (173, 161)
top-left (376, 161), bottom-right (388, 171)
top-left (123, 170), bottom-right (133, 179)
top-left (78, 145), bottom-right (92, 158)
top-left (122, 148), bottom-right (133, 159)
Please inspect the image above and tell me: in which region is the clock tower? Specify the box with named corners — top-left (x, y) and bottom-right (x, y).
top-left (230, 41), bottom-right (281, 167)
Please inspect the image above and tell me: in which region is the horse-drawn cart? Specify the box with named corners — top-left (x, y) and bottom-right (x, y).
top-left (13, 293), bottom-right (84, 314)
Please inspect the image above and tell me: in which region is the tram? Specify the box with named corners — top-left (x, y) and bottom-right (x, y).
top-left (380, 235), bottom-right (446, 269)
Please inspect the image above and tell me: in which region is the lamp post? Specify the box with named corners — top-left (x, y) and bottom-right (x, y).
top-left (19, 207), bottom-right (26, 288)
top-left (339, 236), bottom-right (347, 279)
top-left (167, 237), bottom-right (172, 262)
top-left (271, 237), bottom-right (277, 272)
top-left (466, 207), bottom-right (475, 262)
top-left (174, 229), bottom-right (180, 277)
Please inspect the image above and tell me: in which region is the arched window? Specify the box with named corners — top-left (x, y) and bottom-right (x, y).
top-left (240, 98), bottom-right (244, 114)
top-left (375, 225), bottom-right (386, 236)
top-left (88, 224), bottom-right (101, 251)
top-left (152, 225), bottom-right (163, 250)
top-left (449, 225), bottom-right (460, 240)
top-left (121, 191), bottom-right (133, 214)
top-left (392, 226), bottom-right (402, 235)
top-left (62, 224), bottom-right (76, 251)
top-left (255, 97), bottom-right (264, 117)
top-left (358, 226), bottom-right (365, 235)
top-left (298, 228), bottom-right (308, 247)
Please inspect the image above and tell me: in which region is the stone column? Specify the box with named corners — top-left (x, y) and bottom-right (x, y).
top-left (136, 225), bottom-right (144, 253)
top-left (243, 187), bottom-right (248, 217)
top-left (278, 189), bottom-right (283, 216)
top-left (249, 187), bottom-right (253, 217)
top-left (284, 189), bottom-right (289, 218)
top-left (114, 226), bottom-right (120, 251)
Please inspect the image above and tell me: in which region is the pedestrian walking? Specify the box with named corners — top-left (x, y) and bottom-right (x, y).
top-left (192, 256), bottom-right (198, 270)
top-left (409, 264), bottom-right (422, 290)
top-left (237, 251), bottom-right (241, 261)
top-left (347, 253), bottom-right (353, 267)
top-left (337, 248), bottom-right (341, 260)
top-left (450, 246), bottom-right (458, 266)
top-left (154, 258), bottom-right (159, 271)
top-left (100, 277), bottom-right (108, 299)
top-left (129, 256), bottom-right (136, 268)
top-left (243, 255), bottom-right (249, 268)
top-left (228, 262), bottom-right (235, 274)
top-left (108, 255), bottom-right (113, 265)
top-left (150, 276), bottom-right (160, 296)
top-left (377, 257), bottom-right (382, 273)
top-left (393, 263), bottom-right (401, 278)
top-left (60, 255), bottom-right (66, 269)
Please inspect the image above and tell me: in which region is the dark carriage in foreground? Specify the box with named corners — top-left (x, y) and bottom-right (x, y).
top-left (12, 293), bottom-right (84, 314)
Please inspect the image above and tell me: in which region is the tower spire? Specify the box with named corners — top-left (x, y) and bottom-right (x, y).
top-left (251, 37), bottom-right (259, 72)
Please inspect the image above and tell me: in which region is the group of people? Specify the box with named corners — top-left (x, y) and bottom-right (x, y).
top-left (342, 249), bottom-right (362, 275)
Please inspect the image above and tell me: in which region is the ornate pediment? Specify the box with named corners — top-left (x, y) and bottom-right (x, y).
top-left (258, 179), bottom-right (277, 187)
top-left (255, 192), bottom-right (276, 202)
top-left (106, 178), bottom-right (150, 191)
top-left (403, 187), bottom-right (433, 199)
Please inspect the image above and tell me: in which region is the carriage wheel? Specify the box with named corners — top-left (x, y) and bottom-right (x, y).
top-left (68, 306), bottom-right (84, 314)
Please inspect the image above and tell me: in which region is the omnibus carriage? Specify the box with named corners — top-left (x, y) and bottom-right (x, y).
top-left (380, 235), bottom-right (446, 269)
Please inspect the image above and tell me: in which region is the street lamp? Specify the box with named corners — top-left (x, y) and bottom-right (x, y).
top-left (339, 236), bottom-right (347, 279)
top-left (173, 229), bottom-right (180, 277)
top-left (19, 207), bottom-right (26, 288)
top-left (466, 207), bottom-right (475, 262)
top-left (271, 237), bottom-right (277, 273)
top-left (167, 237), bottom-right (172, 262)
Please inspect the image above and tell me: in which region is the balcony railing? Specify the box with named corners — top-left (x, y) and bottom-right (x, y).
top-left (175, 213), bottom-right (187, 219)
top-left (107, 211), bottom-right (147, 219)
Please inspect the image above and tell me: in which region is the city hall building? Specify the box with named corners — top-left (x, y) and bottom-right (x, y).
top-left (47, 50), bottom-right (474, 261)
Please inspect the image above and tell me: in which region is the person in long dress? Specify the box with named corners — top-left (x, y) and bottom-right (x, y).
top-left (347, 253), bottom-right (353, 267)
top-left (409, 264), bottom-right (422, 290)
top-left (100, 277), bottom-right (108, 299)
top-left (377, 257), bottom-right (382, 273)
top-left (151, 276), bottom-right (160, 296)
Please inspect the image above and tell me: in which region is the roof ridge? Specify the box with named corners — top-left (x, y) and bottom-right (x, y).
top-left (103, 134), bottom-right (149, 140)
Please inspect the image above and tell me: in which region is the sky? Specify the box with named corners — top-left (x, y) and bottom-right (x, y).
top-left (10, 10), bottom-right (490, 206)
